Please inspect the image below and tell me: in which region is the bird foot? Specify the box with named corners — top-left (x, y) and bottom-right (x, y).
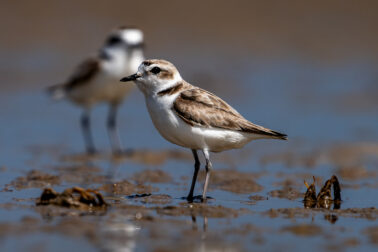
top-left (185, 195), bottom-right (213, 203)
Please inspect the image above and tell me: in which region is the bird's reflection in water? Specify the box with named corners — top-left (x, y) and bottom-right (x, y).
top-left (191, 212), bottom-right (209, 252)
top-left (324, 214), bottom-right (338, 224)
top-left (100, 216), bottom-right (140, 252)
top-left (191, 214), bottom-right (208, 233)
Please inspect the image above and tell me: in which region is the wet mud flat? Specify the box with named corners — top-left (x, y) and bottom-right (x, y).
top-left (1, 1), bottom-right (378, 250)
top-left (0, 142), bottom-right (377, 252)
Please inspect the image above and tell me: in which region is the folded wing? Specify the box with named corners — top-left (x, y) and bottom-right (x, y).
top-left (65, 58), bottom-right (100, 90)
top-left (173, 87), bottom-right (287, 140)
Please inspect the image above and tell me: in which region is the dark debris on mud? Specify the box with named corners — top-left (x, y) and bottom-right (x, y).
top-left (37, 187), bottom-right (108, 210)
top-left (303, 175), bottom-right (341, 209)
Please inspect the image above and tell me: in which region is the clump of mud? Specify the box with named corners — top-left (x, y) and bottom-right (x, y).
top-left (363, 226), bottom-right (378, 245)
top-left (8, 170), bottom-right (60, 190)
top-left (264, 207), bottom-right (377, 220)
top-left (36, 187), bottom-right (107, 210)
top-left (100, 180), bottom-right (158, 196)
top-left (268, 187), bottom-right (302, 200)
top-left (303, 175), bottom-right (341, 209)
top-left (336, 165), bottom-right (374, 181)
top-left (282, 224), bottom-right (323, 236)
top-left (132, 169), bottom-right (172, 184)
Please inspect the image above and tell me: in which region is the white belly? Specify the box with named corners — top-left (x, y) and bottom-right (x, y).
top-left (145, 96), bottom-right (254, 152)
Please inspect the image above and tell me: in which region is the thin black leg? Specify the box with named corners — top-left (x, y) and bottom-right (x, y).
top-left (107, 104), bottom-right (123, 154)
top-left (187, 149), bottom-right (200, 201)
top-left (202, 149), bottom-right (212, 201)
top-left (81, 110), bottom-right (96, 154)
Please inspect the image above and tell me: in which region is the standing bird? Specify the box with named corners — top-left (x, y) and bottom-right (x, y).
top-left (121, 59), bottom-right (287, 201)
top-left (48, 27), bottom-right (145, 154)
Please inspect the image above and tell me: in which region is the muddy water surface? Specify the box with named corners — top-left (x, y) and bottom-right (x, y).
top-left (0, 1), bottom-right (378, 251)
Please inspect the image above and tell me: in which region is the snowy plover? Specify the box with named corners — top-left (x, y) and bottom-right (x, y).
top-left (48, 27), bottom-right (145, 154)
top-left (121, 59), bottom-right (287, 201)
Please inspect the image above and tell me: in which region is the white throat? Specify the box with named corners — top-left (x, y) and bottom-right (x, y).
top-left (137, 74), bottom-right (182, 97)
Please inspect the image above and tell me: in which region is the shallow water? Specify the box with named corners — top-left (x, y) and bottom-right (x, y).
top-left (0, 56), bottom-right (377, 251)
top-left (1, 1), bottom-right (378, 251)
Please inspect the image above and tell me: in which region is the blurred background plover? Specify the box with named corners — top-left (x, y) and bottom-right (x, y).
top-left (48, 27), bottom-right (145, 154)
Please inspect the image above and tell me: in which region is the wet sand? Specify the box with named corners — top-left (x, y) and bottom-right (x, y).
top-left (0, 142), bottom-right (376, 251)
top-left (0, 1), bottom-right (378, 251)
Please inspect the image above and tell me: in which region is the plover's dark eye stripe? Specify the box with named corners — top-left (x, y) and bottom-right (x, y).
top-left (150, 67), bottom-right (161, 74)
top-left (106, 36), bottom-right (122, 45)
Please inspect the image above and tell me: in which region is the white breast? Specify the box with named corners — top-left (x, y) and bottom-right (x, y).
top-left (145, 94), bottom-right (253, 152)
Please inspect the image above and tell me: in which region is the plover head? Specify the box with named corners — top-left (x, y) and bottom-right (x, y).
top-left (100, 27), bottom-right (144, 59)
top-left (120, 59), bottom-right (182, 94)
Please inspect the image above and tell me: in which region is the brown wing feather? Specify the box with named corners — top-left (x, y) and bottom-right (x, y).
top-left (173, 88), bottom-right (287, 139)
top-left (64, 58), bottom-right (100, 91)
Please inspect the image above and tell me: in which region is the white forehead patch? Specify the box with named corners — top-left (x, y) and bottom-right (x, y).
top-left (138, 63), bottom-right (145, 72)
top-left (121, 29), bottom-right (144, 44)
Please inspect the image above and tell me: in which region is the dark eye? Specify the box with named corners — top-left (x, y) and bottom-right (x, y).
top-left (106, 36), bottom-right (122, 46)
top-left (150, 67), bottom-right (161, 74)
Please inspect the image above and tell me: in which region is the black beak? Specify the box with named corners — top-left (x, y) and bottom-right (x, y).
top-left (120, 73), bottom-right (141, 82)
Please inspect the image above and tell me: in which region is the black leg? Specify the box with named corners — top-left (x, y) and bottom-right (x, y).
top-left (81, 110), bottom-right (96, 154)
top-left (187, 149), bottom-right (200, 201)
top-left (107, 104), bottom-right (123, 154)
top-left (202, 149), bottom-right (212, 201)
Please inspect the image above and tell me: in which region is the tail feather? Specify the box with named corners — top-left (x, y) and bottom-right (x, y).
top-left (47, 84), bottom-right (66, 100)
top-left (268, 129), bottom-right (288, 140)
top-left (243, 121), bottom-right (288, 140)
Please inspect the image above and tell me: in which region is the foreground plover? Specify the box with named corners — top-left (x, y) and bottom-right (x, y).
top-left (121, 59), bottom-right (287, 201)
top-left (48, 27), bottom-right (145, 154)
